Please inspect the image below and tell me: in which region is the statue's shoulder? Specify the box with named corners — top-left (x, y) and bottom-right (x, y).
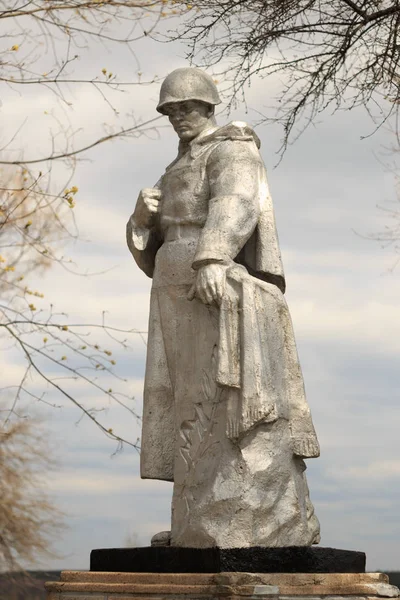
top-left (196, 122), bottom-right (262, 166)
top-left (199, 121), bottom-right (261, 149)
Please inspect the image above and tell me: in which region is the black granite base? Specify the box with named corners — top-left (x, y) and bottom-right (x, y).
top-left (90, 546), bottom-right (366, 574)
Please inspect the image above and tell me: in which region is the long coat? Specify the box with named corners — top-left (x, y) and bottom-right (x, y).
top-left (127, 121), bottom-right (319, 483)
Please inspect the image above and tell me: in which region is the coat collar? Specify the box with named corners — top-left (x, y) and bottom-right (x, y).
top-left (172, 121), bottom-right (261, 165)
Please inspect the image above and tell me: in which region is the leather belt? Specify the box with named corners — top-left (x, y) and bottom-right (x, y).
top-left (164, 224), bottom-right (201, 242)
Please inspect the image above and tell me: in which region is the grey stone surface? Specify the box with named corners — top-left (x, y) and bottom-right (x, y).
top-left (368, 584), bottom-right (400, 598)
top-left (46, 571), bottom-right (400, 599)
top-left (126, 67), bottom-right (320, 548)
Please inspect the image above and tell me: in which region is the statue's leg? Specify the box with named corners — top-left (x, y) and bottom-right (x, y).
top-left (157, 285), bottom-right (225, 547)
top-left (148, 245), bottom-right (320, 547)
top-left (140, 289), bottom-right (175, 482)
top-left (156, 276), bottom-right (319, 548)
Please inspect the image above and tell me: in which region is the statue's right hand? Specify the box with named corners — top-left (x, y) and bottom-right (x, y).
top-left (132, 188), bottom-right (162, 229)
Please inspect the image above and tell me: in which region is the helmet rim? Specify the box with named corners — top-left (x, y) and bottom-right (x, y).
top-left (157, 67), bottom-right (221, 114)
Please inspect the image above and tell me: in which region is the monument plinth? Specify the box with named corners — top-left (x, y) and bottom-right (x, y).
top-left (89, 546), bottom-right (366, 574)
top-left (46, 570), bottom-right (400, 600)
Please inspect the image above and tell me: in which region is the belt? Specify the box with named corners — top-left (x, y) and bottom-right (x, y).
top-left (164, 224), bottom-right (201, 242)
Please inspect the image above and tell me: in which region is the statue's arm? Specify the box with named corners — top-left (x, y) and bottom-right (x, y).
top-left (193, 139), bottom-right (263, 269)
top-left (126, 187), bottom-right (162, 278)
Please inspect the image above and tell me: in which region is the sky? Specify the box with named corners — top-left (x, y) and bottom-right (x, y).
top-left (1, 7), bottom-right (400, 573)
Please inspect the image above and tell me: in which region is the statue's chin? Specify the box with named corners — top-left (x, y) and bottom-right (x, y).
top-left (177, 131), bottom-right (196, 142)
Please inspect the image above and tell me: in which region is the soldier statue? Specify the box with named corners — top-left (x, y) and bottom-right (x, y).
top-left (127, 68), bottom-right (320, 548)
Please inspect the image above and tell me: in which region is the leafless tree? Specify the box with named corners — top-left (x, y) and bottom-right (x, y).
top-left (363, 124), bottom-right (400, 264)
top-left (0, 162), bottom-right (144, 451)
top-left (0, 1), bottom-right (187, 447)
top-left (0, 0), bottom-right (182, 165)
top-left (172, 0), bottom-right (400, 152)
top-left (0, 414), bottom-right (61, 573)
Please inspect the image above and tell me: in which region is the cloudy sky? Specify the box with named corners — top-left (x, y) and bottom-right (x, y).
top-left (2, 8), bottom-right (400, 573)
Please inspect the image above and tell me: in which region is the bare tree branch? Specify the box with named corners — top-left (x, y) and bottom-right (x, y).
top-left (170, 0), bottom-right (400, 152)
top-left (0, 116), bottom-right (163, 165)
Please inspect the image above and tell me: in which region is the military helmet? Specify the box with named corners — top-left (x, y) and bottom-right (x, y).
top-left (157, 67), bottom-right (221, 114)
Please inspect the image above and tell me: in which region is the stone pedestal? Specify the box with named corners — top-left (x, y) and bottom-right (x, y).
top-left (46, 571), bottom-right (400, 600)
top-left (89, 546), bottom-right (366, 574)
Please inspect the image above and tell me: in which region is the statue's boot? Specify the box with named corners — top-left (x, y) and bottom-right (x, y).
top-left (151, 531), bottom-right (171, 547)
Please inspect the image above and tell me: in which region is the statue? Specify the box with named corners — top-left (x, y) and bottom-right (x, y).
top-left (126, 67), bottom-right (320, 548)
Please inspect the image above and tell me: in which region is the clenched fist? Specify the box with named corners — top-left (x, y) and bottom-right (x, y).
top-left (133, 188), bottom-right (161, 229)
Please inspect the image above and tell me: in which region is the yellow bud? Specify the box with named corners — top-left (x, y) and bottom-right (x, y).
top-left (102, 68), bottom-right (107, 75)
top-left (11, 45), bottom-right (19, 51)
top-left (43, 337), bottom-right (48, 343)
top-left (24, 220), bottom-right (32, 229)
top-left (70, 186), bottom-right (78, 194)
top-left (108, 428), bottom-right (113, 434)
top-left (110, 360), bottom-right (116, 365)
top-left (61, 325), bottom-right (68, 331)
top-left (61, 356), bottom-right (67, 361)
top-left (28, 303), bottom-right (36, 311)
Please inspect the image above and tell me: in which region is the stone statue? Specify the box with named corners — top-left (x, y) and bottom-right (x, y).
top-left (126, 67), bottom-right (320, 548)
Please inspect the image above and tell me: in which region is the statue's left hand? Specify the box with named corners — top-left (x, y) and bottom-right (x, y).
top-left (188, 263), bottom-right (227, 306)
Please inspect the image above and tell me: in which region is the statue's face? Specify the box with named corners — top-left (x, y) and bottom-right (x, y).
top-left (163, 100), bottom-right (212, 141)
